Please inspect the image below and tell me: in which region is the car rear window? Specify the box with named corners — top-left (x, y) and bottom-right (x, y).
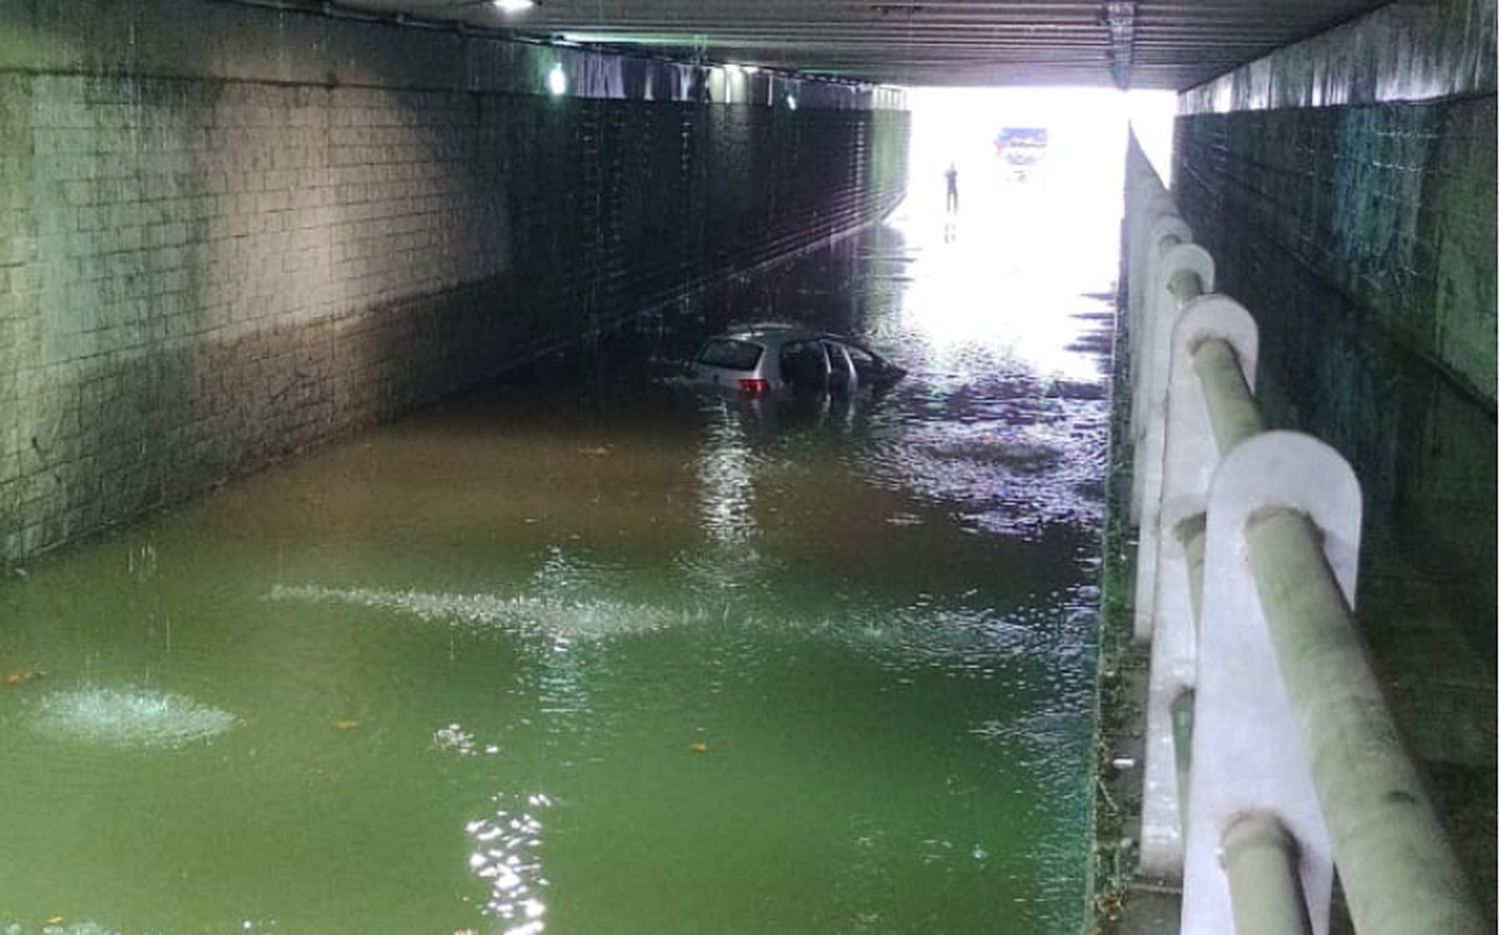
top-left (696, 338), bottom-right (763, 371)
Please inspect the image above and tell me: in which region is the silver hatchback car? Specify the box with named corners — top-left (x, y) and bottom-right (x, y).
top-left (690, 324), bottom-right (906, 396)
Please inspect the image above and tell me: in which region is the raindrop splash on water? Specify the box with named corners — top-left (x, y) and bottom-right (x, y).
top-left (28, 686), bottom-right (237, 750)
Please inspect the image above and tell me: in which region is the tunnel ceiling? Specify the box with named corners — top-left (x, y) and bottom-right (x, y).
top-left (322, 0), bottom-right (1391, 90)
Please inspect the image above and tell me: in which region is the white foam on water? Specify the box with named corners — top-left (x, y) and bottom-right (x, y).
top-left (267, 583), bottom-right (704, 642)
top-left (29, 686), bottom-right (237, 750)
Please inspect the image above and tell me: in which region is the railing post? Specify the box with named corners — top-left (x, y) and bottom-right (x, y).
top-left (1182, 431), bottom-right (1360, 935)
top-left (1130, 243), bottom-right (1215, 643)
top-left (1127, 214), bottom-right (1195, 500)
top-left (1127, 200), bottom-right (1187, 337)
top-left (1138, 295), bottom-right (1260, 874)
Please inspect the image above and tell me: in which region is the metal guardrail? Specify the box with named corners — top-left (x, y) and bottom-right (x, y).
top-left (1120, 132), bottom-right (1489, 935)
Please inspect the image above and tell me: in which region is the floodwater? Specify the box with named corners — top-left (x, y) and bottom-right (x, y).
top-left (0, 126), bottom-right (1125, 935)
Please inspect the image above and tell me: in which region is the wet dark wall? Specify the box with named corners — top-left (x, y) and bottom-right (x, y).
top-left (1173, 0), bottom-right (1496, 646)
top-left (0, 1), bottom-right (910, 560)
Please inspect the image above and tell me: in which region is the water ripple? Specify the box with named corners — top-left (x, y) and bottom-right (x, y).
top-left (467, 793), bottom-right (553, 933)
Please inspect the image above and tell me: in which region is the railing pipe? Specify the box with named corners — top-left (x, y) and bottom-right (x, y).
top-left (1221, 814), bottom-right (1316, 935)
top-left (1245, 510), bottom-right (1490, 935)
top-left (1168, 267), bottom-right (1204, 303)
top-left (1191, 337), bottom-right (1266, 452)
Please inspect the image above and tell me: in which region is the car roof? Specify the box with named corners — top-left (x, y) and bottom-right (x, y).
top-left (717, 324), bottom-right (838, 344)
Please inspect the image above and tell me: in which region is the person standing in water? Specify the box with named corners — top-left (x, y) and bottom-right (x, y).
top-left (944, 162), bottom-right (959, 213)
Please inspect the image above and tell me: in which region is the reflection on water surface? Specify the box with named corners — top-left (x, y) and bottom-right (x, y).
top-left (0, 131), bottom-right (1124, 934)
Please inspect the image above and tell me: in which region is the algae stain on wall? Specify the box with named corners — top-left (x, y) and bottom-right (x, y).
top-left (1175, 94), bottom-right (1496, 649)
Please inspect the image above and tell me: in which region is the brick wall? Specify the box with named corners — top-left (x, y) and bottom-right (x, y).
top-left (0, 8), bottom-right (910, 560)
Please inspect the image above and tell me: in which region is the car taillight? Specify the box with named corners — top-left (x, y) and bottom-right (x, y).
top-left (738, 378), bottom-right (770, 395)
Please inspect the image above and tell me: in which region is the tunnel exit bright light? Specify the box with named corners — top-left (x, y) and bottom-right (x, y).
top-left (548, 63), bottom-right (567, 96)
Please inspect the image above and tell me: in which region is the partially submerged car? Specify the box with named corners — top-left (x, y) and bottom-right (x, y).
top-left (690, 324), bottom-right (906, 397)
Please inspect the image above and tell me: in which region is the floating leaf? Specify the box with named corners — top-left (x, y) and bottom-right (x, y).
top-left (4, 668), bottom-right (45, 686)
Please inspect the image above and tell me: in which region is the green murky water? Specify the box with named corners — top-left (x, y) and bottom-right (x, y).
top-left (0, 129), bottom-right (1124, 935)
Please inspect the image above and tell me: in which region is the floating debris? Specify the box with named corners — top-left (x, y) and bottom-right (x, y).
top-left (29, 686), bottom-right (237, 750)
top-left (4, 669), bottom-right (45, 687)
top-left (433, 722), bottom-right (476, 755)
top-left (433, 722), bottom-right (499, 758)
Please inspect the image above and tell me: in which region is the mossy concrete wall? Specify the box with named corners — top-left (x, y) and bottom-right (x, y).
top-left (1173, 0), bottom-right (1497, 653)
top-left (0, 0), bottom-right (910, 560)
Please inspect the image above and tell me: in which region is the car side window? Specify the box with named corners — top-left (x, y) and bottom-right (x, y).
top-left (780, 341), bottom-right (830, 393)
top-left (843, 343), bottom-right (877, 381)
top-left (823, 341), bottom-right (857, 392)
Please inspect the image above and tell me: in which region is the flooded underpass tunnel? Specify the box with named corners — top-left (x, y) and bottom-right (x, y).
top-left (3, 2), bottom-right (1495, 934)
top-left (0, 70), bottom-right (1143, 929)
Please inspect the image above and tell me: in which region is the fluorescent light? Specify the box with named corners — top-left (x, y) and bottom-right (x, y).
top-left (548, 63), bottom-right (567, 96)
top-left (493, 0), bottom-right (534, 12)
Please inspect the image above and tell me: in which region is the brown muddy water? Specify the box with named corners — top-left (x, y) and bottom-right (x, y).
top-left (0, 135), bottom-right (1125, 935)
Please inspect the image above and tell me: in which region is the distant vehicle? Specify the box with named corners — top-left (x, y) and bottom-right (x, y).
top-left (995, 127), bottom-right (1049, 167)
top-left (689, 324), bottom-right (906, 397)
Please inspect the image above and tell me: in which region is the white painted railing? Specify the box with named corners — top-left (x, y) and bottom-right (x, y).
top-left (1120, 132), bottom-right (1488, 935)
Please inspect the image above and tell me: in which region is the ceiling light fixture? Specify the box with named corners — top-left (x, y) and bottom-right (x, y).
top-left (493, 0), bottom-right (535, 12)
